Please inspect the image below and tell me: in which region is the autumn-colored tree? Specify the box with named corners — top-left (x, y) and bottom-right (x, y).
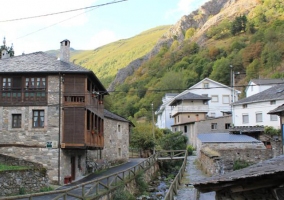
top-left (242, 42), bottom-right (263, 67)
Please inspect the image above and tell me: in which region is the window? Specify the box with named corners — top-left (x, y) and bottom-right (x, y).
top-left (118, 124), bottom-right (121, 132)
top-left (210, 112), bottom-right (216, 117)
top-left (2, 77), bottom-right (21, 98)
top-left (118, 148), bottom-right (121, 157)
top-left (242, 104), bottom-right (247, 108)
top-left (270, 100), bottom-right (276, 105)
top-left (184, 126), bottom-right (187, 133)
top-left (203, 83), bottom-right (209, 88)
top-left (203, 100), bottom-right (208, 105)
top-left (33, 110), bottom-right (44, 128)
top-left (225, 123), bottom-right (230, 129)
top-left (211, 123), bottom-right (217, 130)
top-left (256, 112), bottom-right (263, 122)
top-left (222, 95), bottom-right (230, 104)
top-left (270, 114), bottom-right (278, 121)
top-left (25, 77), bottom-right (46, 98)
top-left (169, 113), bottom-right (172, 118)
top-left (242, 114), bottom-right (249, 124)
top-left (211, 95), bottom-right (218, 102)
top-left (12, 114), bottom-right (21, 128)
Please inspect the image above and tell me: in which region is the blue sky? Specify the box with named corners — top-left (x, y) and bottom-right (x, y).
top-left (0, 0), bottom-right (209, 55)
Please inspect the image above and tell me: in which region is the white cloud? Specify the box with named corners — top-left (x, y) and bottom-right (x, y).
top-left (165, 0), bottom-right (209, 19)
top-left (85, 30), bottom-right (118, 50)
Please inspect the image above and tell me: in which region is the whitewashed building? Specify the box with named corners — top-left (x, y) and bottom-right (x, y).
top-left (155, 93), bottom-right (178, 129)
top-left (246, 79), bottom-right (284, 97)
top-left (232, 83), bottom-right (284, 129)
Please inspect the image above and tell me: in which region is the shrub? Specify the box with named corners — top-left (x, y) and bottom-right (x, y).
top-left (233, 159), bottom-right (251, 170)
top-left (112, 187), bottom-right (135, 200)
top-left (187, 145), bottom-right (195, 155)
top-left (135, 172), bottom-right (148, 194)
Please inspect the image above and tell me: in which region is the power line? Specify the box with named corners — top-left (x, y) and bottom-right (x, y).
top-left (0, 0), bottom-right (127, 23)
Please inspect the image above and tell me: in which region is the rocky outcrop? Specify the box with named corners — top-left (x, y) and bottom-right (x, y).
top-left (108, 0), bottom-right (259, 91)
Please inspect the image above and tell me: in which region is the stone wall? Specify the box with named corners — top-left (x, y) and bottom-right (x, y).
top-left (87, 117), bottom-right (129, 167)
top-left (199, 147), bottom-right (273, 176)
top-left (0, 154), bottom-right (48, 196)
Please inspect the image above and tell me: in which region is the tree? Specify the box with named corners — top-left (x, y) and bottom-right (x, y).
top-left (209, 57), bottom-right (231, 85)
top-left (158, 131), bottom-right (188, 150)
top-left (185, 28), bottom-right (196, 40)
top-left (231, 15), bottom-right (247, 35)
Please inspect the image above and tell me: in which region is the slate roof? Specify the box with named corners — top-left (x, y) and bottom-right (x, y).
top-left (0, 52), bottom-right (107, 92)
top-left (104, 109), bottom-right (133, 126)
top-left (197, 133), bottom-right (260, 143)
top-left (233, 83), bottom-right (284, 105)
top-left (192, 155), bottom-right (284, 192)
top-left (250, 79), bottom-right (284, 85)
top-left (268, 104), bottom-right (284, 114)
top-left (169, 92), bottom-right (211, 106)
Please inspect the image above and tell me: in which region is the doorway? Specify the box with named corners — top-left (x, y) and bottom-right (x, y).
top-left (71, 156), bottom-right (76, 180)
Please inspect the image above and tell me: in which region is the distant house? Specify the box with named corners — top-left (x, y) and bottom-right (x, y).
top-left (246, 79), bottom-right (284, 97)
top-left (88, 109), bottom-right (133, 164)
top-left (188, 78), bottom-right (240, 118)
top-left (0, 40), bottom-right (108, 185)
top-left (155, 93), bottom-right (178, 129)
top-left (232, 83), bottom-right (284, 130)
top-left (193, 155), bottom-right (284, 200)
top-left (170, 92), bottom-right (211, 132)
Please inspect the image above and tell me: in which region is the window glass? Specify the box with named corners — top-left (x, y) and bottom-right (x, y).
top-left (12, 114), bottom-right (21, 128)
top-left (256, 112), bottom-right (262, 122)
top-left (242, 114), bottom-right (249, 124)
top-left (33, 110), bottom-right (44, 128)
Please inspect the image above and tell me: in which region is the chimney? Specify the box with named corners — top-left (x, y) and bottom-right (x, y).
top-left (59, 39), bottom-right (70, 62)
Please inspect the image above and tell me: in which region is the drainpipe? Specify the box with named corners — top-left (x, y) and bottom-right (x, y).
top-left (58, 73), bottom-right (62, 184)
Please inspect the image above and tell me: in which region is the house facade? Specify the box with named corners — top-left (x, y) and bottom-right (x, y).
top-left (155, 93), bottom-right (177, 129)
top-left (88, 109), bottom-right (132, 164)
top-left (245, 79), bottom-right (284, 97)
top-left (232, 83), bottom-right (284, 129)
top-left (188, 78), bottom-right (239, 118)
top-left (0, 40), bottom-right (107, 185)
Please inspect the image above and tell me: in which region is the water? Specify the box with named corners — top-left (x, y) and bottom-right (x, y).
top-left (175, 155), bottom-right (215, 200)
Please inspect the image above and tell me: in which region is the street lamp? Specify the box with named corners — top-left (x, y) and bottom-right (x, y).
top-left (151, 103), bottom-right (155, 154)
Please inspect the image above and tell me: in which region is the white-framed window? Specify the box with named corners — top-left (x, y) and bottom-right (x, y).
top-left (211, 95), bottom-right (218, 102)
top-left (242, 114), bottom-right (249, 124)
top-left (211, 123), bottom-right (217, 130)
top-left (243, 104), bottom-right (247, 108)
top-left (270, 100), bottom-right (276, 105)
top-left (256, 112), bottom-right (263, 122)
top-left (203, 83), bottom-right (209, 88)
top-left (222, 95), bottom-right (230, 104)
top-left (270, 114), bottom-right (278, 121)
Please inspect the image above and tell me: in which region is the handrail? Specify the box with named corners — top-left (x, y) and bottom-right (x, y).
top-left (0, 155), bottom-right (157, 200)
top-left (0, 150), bottom-right (187, 200)
top-left (164, 150), bottom-right (188, 200)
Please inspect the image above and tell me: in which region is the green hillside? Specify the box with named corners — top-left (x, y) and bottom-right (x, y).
top-left (106, 0), bottom-right (284, 121)
top-left (71, 25), bottom-right (171, 87)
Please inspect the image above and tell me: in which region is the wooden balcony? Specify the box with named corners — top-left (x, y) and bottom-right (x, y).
top-left (171, 105), bottom-right (209, 116)
top-left (61, 130), bottom-right (104, 150)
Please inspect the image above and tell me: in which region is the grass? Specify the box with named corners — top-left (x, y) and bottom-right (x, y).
top-left (0, 163), bottom-right (31, 171)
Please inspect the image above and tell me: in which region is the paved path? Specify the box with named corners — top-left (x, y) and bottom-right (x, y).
top-left (16, 158), bottom-right (145, 200)
top-left (175, 155), bottom-right (215, 200)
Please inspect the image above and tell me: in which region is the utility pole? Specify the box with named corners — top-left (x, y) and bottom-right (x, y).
top-left (151, 103), bottom-right (155, 154)
top-left (230, 65), bottom-right (234, 126)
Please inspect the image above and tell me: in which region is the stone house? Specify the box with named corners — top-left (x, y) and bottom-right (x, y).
top-left (0, 40), bottom-right (108, 185)
top-left (87, 109), bottom-right (133, 165)
top-left (192, 155), bottom-right (284, 200)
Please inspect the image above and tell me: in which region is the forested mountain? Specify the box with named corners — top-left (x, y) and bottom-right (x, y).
top-left (103, 0), bottom-right (284, 122)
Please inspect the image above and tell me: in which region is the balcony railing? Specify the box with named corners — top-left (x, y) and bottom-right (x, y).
top-left (171, 105), bottom-right (209, 116)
